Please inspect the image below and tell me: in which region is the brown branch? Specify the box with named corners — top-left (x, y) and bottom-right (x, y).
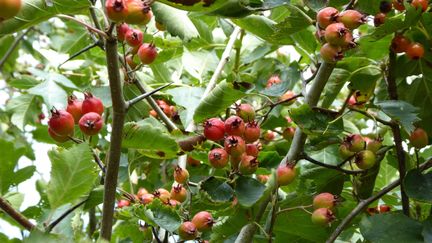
top-left (301, 154), bottom-right (365, 175)
top-left (57, 14), bottom-right (108, 39)
top-left (177, 135), bottom-right (206, 153)
top-left (0, 27), bottom-right (33, 72)
top-left (100, 25), bottom-right (127, 241)
top-left (0, 196), bottom-right (35, 231)
top-left (384, 50), bottom-right (409, 215)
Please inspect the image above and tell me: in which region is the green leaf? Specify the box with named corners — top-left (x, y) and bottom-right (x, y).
top-left (376, 100), bottom-right (420, 133)
top-left (112, 220), bottom-right (152, 242)
top-left (404, 169), bottom-right (432, 202)
top-left (200, 177), bottom-right (234, 203)
top-left (12, 166), bottom-right (36, 186)
top-left (83, 186), bottom-right (104, 210)
top-left (290, 104), bottom-right (344, 136)
top-left (360, 213), bottom-right (424, 243)
top-left (135, 200), bottom-right (182, 233)
top-left (156, 0), bottom-right (228, 13)
top-left (194, 80), bottom-right (245, 122)
top-left (5, 94), bottom-right (39, 130)
top-left (0, 140), bottom-right (27, 194)
top-left (234, 176), bottom-right (266, 207)
top-left (152, 3), bottom-right (199, 41)
top-left (321, 68), bottom-right (351, 108)
top-left (210, 209), bottom-right (249, 242)
top-left (349, 66), bottom-right (381, 92)
top-left (260, 66), bottom-right (300, 97)
top-left (0, 0), bottom-right (91, 36)
top-left (122, 118), bottom-right (179, 159)
top-left (166, 86), bottom-right (205, 127)
top-left (28, 80), bottom-right (68, 110)
top-left (47, 143), bottom-right (97, 209)
top-left (423, 216), bottom-right (432, 243)
top-left (273, 5), bottom-right (312, 37)
top-left (8, 75), bottom-right (40, 89)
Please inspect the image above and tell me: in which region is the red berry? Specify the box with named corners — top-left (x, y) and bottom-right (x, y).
top-left (166, 199), bottom-right (181, 207)
top-left (313, 193), bottom-right (337, 209)
top-left (125, 0), bottom-right (153, 25)
top-left (191, 211), bottom-right (214, 232)
top-left (116, 23), bottom-right (130, 42)
top-left (0, 0), bottom-right (21, 21)
top-left (66, 95), bottom-right (83, 124)
top-left (391, 35), bottom-right (411, 53)
top-left (337, 10), bottom-right (366, 30)
top-left (230, 154), bottom-right (242, 169)
top-left (203, 118), bottom-right (225, 141)
top-left (225, 115), bottom-right (245, 136)
top-left (366, 137), bottom-right (382, 153)
top-left (48, 127), bottom-right (69, 143)
top-left (149, 109), bottom-right (157, 117)
top-left (266, 75), bottom-right (282, 88)
top-left (263, 131), bottom-right (275, 141)
top-left (246, 143), bottom-right (260, 157)
top-left (139, 193), bottom-right (154, 205)
top-left (178, 222), bottom-right (197, 240)
top-left (224, 136), bottom-right (246, 157)
top-left (393, 0), bottom-right (406, 11)
top-left (236, 103), bottom-right (255, 122)
top-left (316, 7), bottom-right (339, 29)
top-left (282, 127), bottom-right (295, 141)
top-left (257, 174), bottom-right (270, 183)
top-left (325, 23), bottom-right (349, 46)
top-left (187, 157), bottom-right (201, 167)
top-left (379, 205), bottom-right (391, 213)
top-left (153, 188), bottom-right (170, 203)
top-left (374, 13), bottom-right (386, 27)
top-left (170, 184), bottom-right (187, 203)
top-left (311, 208), bottom-right (335, 226)
top-left (367, 207), bottom-right (379, 215)
top-left (136, 188), bottom-right (148, 199)
top-left (279, 90), bottom-right (297, 105)
top-left (137, 43), bottom-right (158, 64)
top-left (320, 43), bottom-right (343, 63)
top-left (208, 148), bottom-right (229, 169)
top-left (82, 92), bottom-right (104, 115)
top-left (355, 150), bottom-right (376, 170)
top-left (277, 164), bottom-right (296, 186)
top-left (239, 155), bottom-right (259, 175)
top-left (345, 134), bottom-right (366, 152)
top-left (174, 166), bottom-right (189, 184)
top-left (244, 121), bottom-right (260, 143)
top-left (411, 0), bottom-right (428, 11)
top-left (105, 0), bottom-right (128, 22)
top-left (48, 108), bottom-right (75, 136)
top-left (117, 199), bottom-right (130, 208)
top-left (406, 42), bottom-right (425, 60)
top-left (125, 29), bottom-right (143, 47)
top-left (409, 128), bottom-right (429, 149)
top-left (78, 112), bottom-right (103, 136)
top-left (380, 0), bottom-right (393, 13)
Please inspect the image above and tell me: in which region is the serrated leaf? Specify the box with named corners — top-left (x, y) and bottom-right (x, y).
top-left (200, 177), bottom-right (234, 203)
top-left (47, 143), bottom-right (97, 209)
top-left (156, 0), bottom-right (227, 13)
top-left (321, 68), bottom-right (351, 108)
top-left (349, 66), bottom-right (381, 92)
top-left (210, 209), bottom-right (249, 242)
top-left (12, 166), bottom-right (36, 186)
top-left (122, 119), bottom-right (179, 159)
top-left (273, 5), bottom-right (312, 37)
top-left (152, 3), bottom-right (199, 41)
top-left (28, 80), bottom-right (68, 109)
top-left (166, 86), bottom-right (204, 127)
top-left (234, 176), bottom-right (266, 207)
top-left (134, 200), bottom-right (181, 233)
top-left (376, 100), bottom-right (420, 133)
top-left (194, 81), bottom-right (245, 122)
top-left (5, 94), bottom-right (39, 130)
top-left (8, 75), bottom-right (40, 89)
top-left (404, 169), bottom-right (432, 202)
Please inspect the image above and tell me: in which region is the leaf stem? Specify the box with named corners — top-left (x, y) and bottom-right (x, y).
top-left (0, 27), bottom-right (33, 72)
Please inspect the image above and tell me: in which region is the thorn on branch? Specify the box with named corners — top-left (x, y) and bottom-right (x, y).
top-left (126, 82), bottom-right (173, 110)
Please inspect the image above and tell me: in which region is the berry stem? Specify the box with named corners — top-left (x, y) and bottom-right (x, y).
top-left (125, 82), bottom-right (173, 110)
top-left (301, 154), bottom-right (365, 174)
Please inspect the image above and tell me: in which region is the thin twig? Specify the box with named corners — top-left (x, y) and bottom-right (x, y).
top-left (58, 41), bottom-right (101, 68)
top-left (125, 82), bottom-right (173, 110)
top-left (0, 27), bottom-right (33, 72)
top-left (0, 197), bottom-right (35, 231)
top-left (348, 107), bottom-right (394, 126)
top-left (46, 198), bottom-right (88, 232)
top-left (56, 14), bottom-right (108, 39)
top-left (276, 205), bottom-right (313, 216)
top-left (301, 154), bottom-right (365, 175)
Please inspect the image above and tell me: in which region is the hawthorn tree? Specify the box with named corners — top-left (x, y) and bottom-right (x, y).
top-left (1, 0), bottom-right (432, 242)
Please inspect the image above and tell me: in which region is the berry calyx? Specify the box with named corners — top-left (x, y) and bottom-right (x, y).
top-left (244, 121), bottom-right (261, 143)
top-left (48, 108), bottom-right (75, 136)
top-left (393, 0), bottom-right (405, 11)
top-left (48, 128), bottom-right (69, 143)
top-left (208, 148), bottom-right (229, 169)
top-left (246, 143), bottom-right (260, 157)
top-left (224, 136), bottom-right (246, 157)
top-left (355, 150), bottom-right (376, 170)
top-left (137, 43), bottom-right (158, 64)
top-left (105, 0), bottom-right (128, 22)
top-left (374, 13), bottom-right (386, 27)
top-left (337, 10), bottom-right (366, 30)
top-left (266, 75), bottom-right (282, 88)
top-left (116, 23), bottom-right (130, 42)
top-left (236, 103), bottom-right (255, 122)
top-left (82, 92), bottom-right (104, 115)
top-left (117, 199), bottom-right (130, 208)
top-left (153, 188), bottom-right (170, 203)
top-left (380, 1), bottom-right (393, 13)
top-left (79, 112), bottom-right (103, 136)
top-left (66, 95), bottom-right (83, 124)
top-left (277, 164), bottom-right (296, 186)
top-left (225, 115), bottom-right (245, 136)
top-left (313, 193), bottom-right (337, 209)
top-left (170, 185), bottom-right (187, 203)
top-left (406, 42), bottom-right (424, 60)
top-left (174, 166), bottom-right (189, 184)
top-left (324, 23), bottom-right (349, 46)
top-left (316, 7), bottom-right (339, 29)
top-left (344, 134), bottom-right (366, 152)
top-left (125, 29), bottom-right (143, 47)
top-left (391, 35), bottom-right (411, 53)
top-left (178, 222), bottom-right (197, 240)
top-left (320, 43), bottom-right (343, 63)
top-left (311, 208), bottom-right (335, 226)
top-left (409, 128), bottom-right (429, 149)
top-left (0, 0), bottom-right (21, 21)
top-left (282, 127), bottom-right (295, 141)
top-left (239, 155), bottom-right (259, 175)
top-left (191, 211), bottom-right (214, 232)
top-left (203, 118), bottom-right (225, 141)
top-left (125, 0), bottom-right (153, 25)
top-left (411, 0), bottom-right (429, 11)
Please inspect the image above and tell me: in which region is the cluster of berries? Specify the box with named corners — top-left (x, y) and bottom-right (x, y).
top-left (367, 204), bottom-right (392, 215)
top-left (311, 192), bottom-right (340, 226)
top-left (48, 93), bottom-right (104, 142)
top-left (149, 99), bottom-right (178, 119)
top-left (178, 211), bottom-right (214, 240)
top-left (391, 35), bottom-right (424, 60)
top-left (339, 134), bottom-right (382, 170)
top-left (316, 8), bottom-right (366, 63)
